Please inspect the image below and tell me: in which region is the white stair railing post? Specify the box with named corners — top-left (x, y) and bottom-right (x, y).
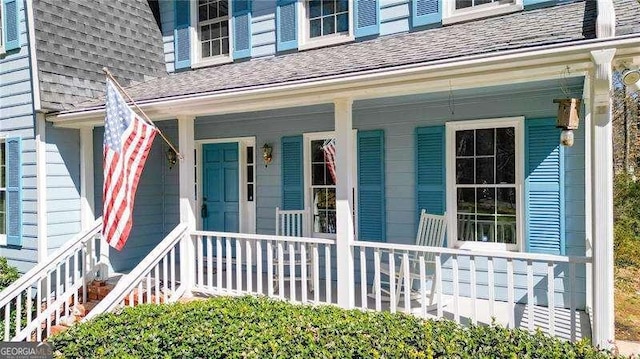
top-left (334, 98), bottom-right (355, 309)
top-left (178, 116), bottom-right (197, 296)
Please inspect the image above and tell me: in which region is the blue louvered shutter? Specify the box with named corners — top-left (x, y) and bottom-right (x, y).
top-left (525, 118), bottom-right (565, 255)
top-left (174, 0), bottom-right (191, 70)
top-left (354, 0), bottom-right (379, 38)
top-left (2, 0), bottom-right (20, 51)
top-left (5, 137), bottom-right (22, 246)
top-left (281, 135), bottom-right (303, 210)
top-left (412, 0), bottom-right (441, 28)
top-left (232, 0), bottom-right (251, 59)
top-left (276, 0), bottom-right (298, 52)
top-left (358, 130), bottom-right (385, 242)
top-left (415, 126), bottom-right (445, 216)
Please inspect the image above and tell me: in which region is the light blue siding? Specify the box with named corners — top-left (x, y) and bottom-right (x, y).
top-left (0, 0), bottom-right (38, 273)
top-left (159, 0), bottom-right (175, 73)
top-left (251, 1), bottom-right (276, 58)
top-left (379, 0), bottom-right (410, 35)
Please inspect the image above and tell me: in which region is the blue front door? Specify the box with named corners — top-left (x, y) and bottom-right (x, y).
top-left (202, 143), bottom-right (239, 232)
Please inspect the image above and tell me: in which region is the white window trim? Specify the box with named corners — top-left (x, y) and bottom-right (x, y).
top-left (190, 0), bottom-right (234, 68)
top-left (303, 130), bottom-right (357, 239)
top-left (445, 117), bottom-right (525, 252)
top-left (442, 0), bottom-right (523, 25)
top-left (0, 136), bottom-right (6, 246)
top-left (296, 0), bottom-right (354, 51)
top-left (0, 1), bottom-right (5, 55)
top-left (195, 137), bottom-right (256, 234)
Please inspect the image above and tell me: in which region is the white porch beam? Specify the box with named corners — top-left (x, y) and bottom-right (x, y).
top-left (334, 98), bottom-right (355, 309)
top-left (178, 116), bottom-right (197, 296)
top-left (589, 48), bottom-right (616, 349)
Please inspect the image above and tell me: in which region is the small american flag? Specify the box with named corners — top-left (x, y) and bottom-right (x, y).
top-left (323, 138), bottom-right (337, 184)
top-left (102, 79), bottom-right (157, 250)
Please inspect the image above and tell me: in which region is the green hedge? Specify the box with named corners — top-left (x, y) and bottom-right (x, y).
top-left (50, 296), bottom-right (612, 359)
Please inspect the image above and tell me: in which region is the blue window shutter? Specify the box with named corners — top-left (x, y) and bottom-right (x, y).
top-left (276, 0), bottom-right (298, 52)
top-left (6, 137), bottom-right (22, 246)
top-left (354, 0), bottom-right (379, 38)
top-left (281, 135), bottom-right (303, 210)
top-left (525, 118), bottom-right (565, 255)
top-left (232, 0), bottom-right (251, 59)
top-left (3, 0), bottom-right (20, 51)
top-left (412, 0), bottom-right (441, 28)
top-left (415, 126), bottom-right (445, 216)
top-left (358, 130), bottom-right (385, 242)
top-left (174, 0), bottom-right (191, 70)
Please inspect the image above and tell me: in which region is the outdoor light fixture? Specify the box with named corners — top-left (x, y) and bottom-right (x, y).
top-left (166, 147), bottom-right (178, 169)
top-left (622, 68), bottom-right (640, 92)
top-left (553, 98), bottom-right (581, 147)
top-left (262, 143), bottom-right (273, 167)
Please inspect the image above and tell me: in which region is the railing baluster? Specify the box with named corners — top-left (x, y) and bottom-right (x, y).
top-left (154, 264), bottom-right (161, 304)
top-left (170, 247), bottom-right (176, 293)
top-left (301, 244), bottom-right (307, 303)
top-left (197, 235), bottom-right (204, 287)
top-left (55, 264), bottom-right (61, 324)
top-left (288, 242), bottom-right (295, 302)
top-left (246, 238), bottom-right (253, 294)
top-left (569, 261), bottom-right (576, 342)
top-left (470, 255), bottom-right (477, 325)
top-left (360, 247), bottom-right (367, 310)
top-left (36, 279), bottom-right (42, 342)
top-left (267, 241), bottom-right (274, 297)
top-left (402, 252), bottom-right (410, 313)
top-left (452, 254), bottom-right (459, 324)
top-left (26, 286), bottom-right (33, 333)
top-left (435, 254), bottom-right (443, 318)
top-left (46, 273), bottom-right (52, 337)
top-left (236, 238), bottom-right (243, 293)
top-left (277, 241), bottom-right (285, 299)
top-left (216, 236), bottom-right (223, 293)
top-left (206, 236), bottom-right (213, 290)
top-left (15, 294), bottom-right (21, 337)
top-left (313, 244), bottom-right (319, 304)
top-left (163, 256), bottom-right (169, 303)
top-left (146, 273), bottom-right (152, 304)
top-left (226, 237), bottom-right (233, 294)
top-left (128, 290), bottom-right (134, 308)
top-left (419, 254), bottom-right (426, 318)
top-left (256, 239), bottom-right (263, 295)
top-left (507, 258), bottom-right (515, 328)
top-left (527, 259), bottom-right (534, 332)
top-left (374, 248), bottom-right (381, 312)
top-left (547, 262), bottom-right (555, 336)
top-left (5, 303), bottom-right (10, 341)
top-left (137, 282), bottom-right (143, 306)
top-left (488, 256), bottom-right (495, 320)
top-left (389, 250), bottom-right (396, 313)
top-left (64, 256), bottom-right (70, 317)
top-left (325, 245), bottom-right (331, 304)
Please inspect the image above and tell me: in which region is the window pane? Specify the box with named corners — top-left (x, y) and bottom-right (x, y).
top-left (456, 0), bottom-right (473, 9)
top-left (322, 16), bottom-right (335, 35)
top-left (325, 164), bottom-right (336, 186)
top-left (312, 164), bottom-right (326, 185)
top-left (336, 13), bottom-right (349, 32)
top-left (476, 0), bottom-right (494, 5)
top-left (202, 41), bottom-right (211, 58)
top-left (456, 130), bottom-right (474, 156)
top-left (222, 38), bottom-right (229, 55)
top-left (336, 0), bottom-right (348, 12)
top-left (475, 157), bottom-right (494, 184)
top-left (247, 166), bottom-right (254, 182)
top-left (322, 0), bottom-right (335, 15)
top-left (212, 22), bottom-right (221, 39)
top-left (496, 216), bottom-right (516, 244)
top-left (309, 0), bottom-right (322, 18)
top-left (497, 188), bottom-right (516, 215)
top-left (475, 129), bottom-right (494, 156)
top-left (0, 192), bottom-right (4, 235)
top-left (457, 214), bottom-right (475, 241)
top-left (311, 140), bottom-right (325, 162)
top-left (326, 188), bottom-right (336, 209)
top-left (456, 158), bottom-right (474, 184)
top-left (212, 40), bottom-right (221, 56)
top-left (310, 19), bottom-right (322, 38)
top-left (209, 2), bottom-right (218, 19)
top-left (476, 187), bottom-right (495, 214)
top-left (246, 147), bottom-right (253, 164)
top-left (496, 127), bottom-right (515, 184)
top-left (199, 5), bottom-right (208, 22)
top-left (457, 188), bottom-right (475, 213)
top-left (313, 189), bottom-right (337, 234)
top-left (221, 21), bottom-right (228, 37)
top-left (476, 215), bottom-right (495, 242)
top-left (219, 1), bottom-right (228, 17)
top-left (201, 25), bottom-right (211, 41)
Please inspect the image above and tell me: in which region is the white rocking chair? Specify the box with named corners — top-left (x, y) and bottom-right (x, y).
top-left (274, 207), bottom-right (314, 292)
top-left (374, 209), bottom-right (447, 308)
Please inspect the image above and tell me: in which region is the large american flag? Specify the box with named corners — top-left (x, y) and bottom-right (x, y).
top-left (102, 79), bottom-right (157, 250)
top-left (323, 138), bottom-right (337, 184)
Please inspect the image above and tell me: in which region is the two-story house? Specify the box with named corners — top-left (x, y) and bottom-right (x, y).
top-left (1, 0), bottom-right (639, 348)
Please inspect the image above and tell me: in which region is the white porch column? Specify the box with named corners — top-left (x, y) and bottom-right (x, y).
top-left (590, 48), bottom-right (616, 349)
top-left (35, 113), bottom-right (48, 263)
top-left (334, 98), bottom-right (355, 309)
top-left (178, 116), bottom-right (197, 295)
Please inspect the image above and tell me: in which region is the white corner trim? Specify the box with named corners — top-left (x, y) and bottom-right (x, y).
top-left (35, 113), bottom-right (47, 263)
top-left (443, 1), bottom-right (523, 25)
top-left (25, 0), bottom-right (41, 112)
top-left (595, 0), bottom-right (616, 39)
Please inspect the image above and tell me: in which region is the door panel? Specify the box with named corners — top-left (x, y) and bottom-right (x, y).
top-left (202, 143), bottom-right (239, 233)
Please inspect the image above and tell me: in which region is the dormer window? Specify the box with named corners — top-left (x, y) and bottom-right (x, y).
top-left (195, 0), bottom-right (232, 66)
top-left (299, 0), bottom-right (354, 50)
top-left (443, 0), bottom-right (523, 25)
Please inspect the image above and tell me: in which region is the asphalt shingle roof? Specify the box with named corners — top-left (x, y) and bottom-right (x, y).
top-left (79, 0), bottom-right (601, 109)
top-left (33, 0), bottom-right (166, 111)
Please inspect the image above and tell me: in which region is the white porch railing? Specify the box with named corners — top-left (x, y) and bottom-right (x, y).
top-left (0, 218), bottom-right (102, 341)
top-left (83, 224), bottom-right (189, 321)
top-left (191, 231), bottom-right (336, 304)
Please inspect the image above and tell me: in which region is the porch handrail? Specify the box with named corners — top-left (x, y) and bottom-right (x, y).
top-left (352, 240), bottom-right (592, 264)
top-left (191, 230), bottom-right (335, 245)
top-left (83, 223), bottom-right (189, 321)
top-left (0, 218), bottom-right (103, 310)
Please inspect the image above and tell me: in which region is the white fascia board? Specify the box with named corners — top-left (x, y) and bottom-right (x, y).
top-left (50, 35), bottom-right (640, 128)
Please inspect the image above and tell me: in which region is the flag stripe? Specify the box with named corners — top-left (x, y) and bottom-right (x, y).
top-left (323, 139), bottom-right (337, 184)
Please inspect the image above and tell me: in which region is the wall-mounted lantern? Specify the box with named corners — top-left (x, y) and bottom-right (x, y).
top-left (166, 147), bottom-right (178, 169)
top-left (553, 98), bottom-right (581, 147)
top-left (262, 143), bottom-right (273, 167)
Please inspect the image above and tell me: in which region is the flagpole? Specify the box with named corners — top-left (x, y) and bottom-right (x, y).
top-left (102, 67), bottom-right (183, 159)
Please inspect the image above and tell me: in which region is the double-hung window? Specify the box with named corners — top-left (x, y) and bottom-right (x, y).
top-left (446, 118), bottom-right (524, 251)
top-left (300, 0), bottom-right (353, 50)
top-left (0, 141), bottom-right (6, 243)
top-left (443, 0), bottom-right (523, 24)
top-left (196, 0), bottom-right (230, 63)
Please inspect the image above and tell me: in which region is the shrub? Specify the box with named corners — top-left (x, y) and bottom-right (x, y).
top-left (614, 174), bottom-right (640, 267)
top-left (50, 296), bottom-right (613, 359)
top-left (0, 257), bottom-right (20, 291)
